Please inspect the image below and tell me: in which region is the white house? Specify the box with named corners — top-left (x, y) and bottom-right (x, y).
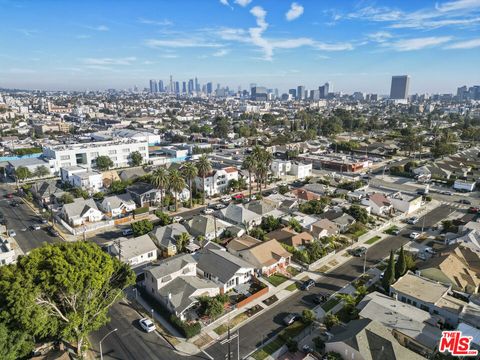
top-left (195, 166), bottom-right (239, 196)
top-left (389, 192), bottom-right (423, 215)
top-left (61, 198), bottom-right (103, 226)
top-left (69, 171), bottom-right (103, 193)
top-left (290, 161), bottom-right (312, 179)
top-left (0, 236), bottom-right (17, 266)
top-left (361, 193), bottom-right (393, 216)
top-left (100, 193), bottom-right (137, 217)
top-left (108, 235), bottom-right (157, 268)
top-left (271, 159), bottom-right (291, 177)
top-left (271, 160), bottom-right (312, 180)
top-left (454, 179), bottom-right (476, 192)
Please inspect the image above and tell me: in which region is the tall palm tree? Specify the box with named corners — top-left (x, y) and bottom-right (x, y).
top-left (168, 169), bottom-right (186, 212)
top-left (262, 150), bottom-right (273, 188)
top-left (151, 167), bottom-right (169, 211)
top-left (196, 154), bottom-right (212, 205)
top-left (242, 155), bottom-right (255, 199)
top-left (181, 162), bottom-right (198, 208)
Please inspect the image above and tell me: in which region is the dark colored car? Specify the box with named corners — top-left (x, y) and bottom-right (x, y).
top-left (459, 199), bottom-right (472, 205)
top-left (469, 207), bottom-right (479, 214)
top-left (352, 247), bottom-right (367, 257)
top-left (313, 293), bottom-right (328, 304)
top-left (47, 227), bottom-right (59, 237)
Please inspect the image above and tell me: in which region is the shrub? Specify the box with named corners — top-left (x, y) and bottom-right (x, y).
top-left (155, 211), bottom-right (172, 226)
top-left (170, 315), bottom-right (201, 338)
top-left (134, 206), bottom-right (149, 215)
top-left (131, 219), bottom-right (153, 236)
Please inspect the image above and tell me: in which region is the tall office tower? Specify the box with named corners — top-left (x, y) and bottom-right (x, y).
top-left (182, 81), bottom-right (187, 94)
top-left (297, 86), bottom-right (305, 100)
top-left (149, 80), bottom-right (157, 93)
top-left (457, 86), bottom-right (467, 100)
top-left (169, 75), bottom-right (173, 93)
top-left (288, 88), bottom-right (296, 98)
top-left (324, 82), bottom-right (331, 95)
top-left (188, 79), bottom-right (194, 94)
top-left (206, 82), bottom-right (213, 95)
top-left (174, 81), bottom-right (180, 94)
top-left (158, 80), bottom-right (164, 92)
top-left (251, 86), bottom-right (268, 101)
top-left (250, 83), bottom-right (257, 95)
top-left (390, 75), bottom-right (410, 100)
top-left (195, 77), bottom-right (200, 92)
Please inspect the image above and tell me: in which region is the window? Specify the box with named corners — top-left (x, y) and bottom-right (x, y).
top-left (60, 155), bottom-right (70, 160)
top-left (420, 304), bottom-right (429, 312)
top-left (123, 148), bottom-right (130, 153)
top-left (139, 146), bottom-right (146, 151)
top-left (109, 150), bottom-right (117, 155)
top-left (148, 251), bottom-right (154, 258)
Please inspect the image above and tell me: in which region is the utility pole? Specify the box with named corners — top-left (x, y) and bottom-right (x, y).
top-left (220, 325), bottom-right (239, 360)
top-left (113, 238), bottom-right (122, 261)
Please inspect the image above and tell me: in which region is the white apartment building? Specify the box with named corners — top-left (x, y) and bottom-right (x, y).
top-left (43, 139), bottom-right (149, 174)
top-left (291, 161), bottom-right (312, 179)
top-left (271, 159), bottom-right (312, 179)
top-left (271, 159), bottom-right (291, 177)
top-left (70, 171), bottom-right (103, 193)
top-left (194, 166), bottom-right (239, 196)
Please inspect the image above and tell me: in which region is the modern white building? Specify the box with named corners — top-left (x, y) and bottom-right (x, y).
top-left (69, 171), bottom-right (103, 193)
top-left (43, 139), bottom-right (149, 174)
top-left (271, 159), bottom-right (291, 177)
top-left (194, 166), bottom-right (239, 196)
top-left (271, 160), bottom-right (312, 179)
top-left (290, 161), bottom-right (312, 179)
top-left (453, 179), bottom-right (476, 192)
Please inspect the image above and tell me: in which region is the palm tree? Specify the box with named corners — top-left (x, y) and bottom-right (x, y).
top-left (169, 169), bottom-right (186, 212)
top-left (151, 167), bottom-right (169, 211)
top-left (175, 232), bottom-right (190, 253)
top-left (242, 155), bottom-right (255, 199)
top-left (181, 162), bottom-right (198, 208)
top-left (196, 155), bottom-right (212, 205)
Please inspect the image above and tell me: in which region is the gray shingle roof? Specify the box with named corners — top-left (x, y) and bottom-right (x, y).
top-left (147, 253), bottom-right (196, 279)
top-left (150, 223), bottom-right (189, 248)
top-left (195, 248), bottom-right (253, 284)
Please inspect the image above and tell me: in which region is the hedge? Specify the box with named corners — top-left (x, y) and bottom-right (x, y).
top-left (134, 206), bottom-right (149, 215)
top-left (170, 315), bottom-right (201, 338)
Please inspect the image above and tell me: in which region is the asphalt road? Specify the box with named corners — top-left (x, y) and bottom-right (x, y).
top-left (0, 187), bottom-right (61, 253)
top-left (204, 204), bottom-right (455, 360)
top-left (89, 301), bottom-right (208, 360)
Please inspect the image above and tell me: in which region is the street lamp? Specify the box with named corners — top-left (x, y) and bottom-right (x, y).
top-left (99, 328), bottom-right (117, 360)
top-left (363, 248), bottom-right (368, 275)
top-left (151, 308), bottom-right (154, 319)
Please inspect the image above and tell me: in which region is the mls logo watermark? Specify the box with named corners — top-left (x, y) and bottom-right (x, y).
top-left (439, 331), bottom-right (478, 356)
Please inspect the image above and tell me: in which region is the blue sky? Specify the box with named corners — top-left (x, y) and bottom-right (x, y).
top-left (0, 0), bottom-right (479, 93)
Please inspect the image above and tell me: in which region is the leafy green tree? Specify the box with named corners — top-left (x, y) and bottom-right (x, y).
top-left (129, 151), bottom-right (143, 166)
top-left (196, 155), bottom-right (212, 205)
top-left (155, 211), bottom-right (172, 226)
top-left (95, 155), bottom-right (114, 171)
top-left (0, 242), bottom-right (135, 357)
top-left (325, 352), bottom-right (343, 360)
top-left (249, 227), bottom-right (266, 241)
top-left (382, 250), bottom-right (396, 292)
top-left (109, 180), bottom-right (129, 194)
top-left (151, 167), bottom-right (169, 211)
top-left (169, 169), bottom-right (186, 211)
top-left (93, 191), bottom-right (105, 201)
top-left (175, 232), bottom-right (190, 253)
top-left (346, 204), bottom-right (369, 224)
top-left (288, 218), bottom-right (302, 233)
top-left (34, 165), bottom-right (50, 178)
top-left (131, 219), bottom-right (153, 236)
top-left (71, 187), bottom-right (89, 199)
top-left (395, 246), bottom-right (407, 279)
top-left (15, 166), bottom-right (31, 181)
top-left (181, 162), bottom-right (198, 208)
top-left (278, 184), bottom-right (289, 195)
top-left (0, 322), bottom-right (34, 360)
top-left (213, 116), bottom-right (230, 138)
top-left (324, 313), bottom-right (340, 330)
top-left (60, 193), bottom-right (74, 204)
top-left (302, 309), bottom-right (315, 324)
top-left (260, 215), bottom-right (282, 232)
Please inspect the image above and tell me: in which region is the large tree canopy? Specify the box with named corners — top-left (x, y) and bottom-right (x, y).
top-left (0, 242), bottom-right (135, 356)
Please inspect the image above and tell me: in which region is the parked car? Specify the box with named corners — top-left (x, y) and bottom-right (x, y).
top-left (213, 203), bottom-right (226, 210)
top-left (442, 191), bottom-right (453, 196)
top-left (233, 194), bottom-right (244, 200)
top-left (6, 193), bottom-right (13, 199)
top-left (39, 218), bottom-right (48, 224)
top-left (407, 217), bottom-right (419, 225)
top-left (139, 318), bottom-right (156, 333)
top-left (172, 216), bottom-right (184, 223)
top-left (7, 230), bottom-right (16, 237)
top-left (47, 227), bottom-right (59, 237)
top-left (391, 228), bottom-right (401, 235)
top-left (283, 313), bottom-right (300, 326)
top-left (122, 228), bottom-right (134, 236)
top-left (410, 232), bottom-right (421, 239)
top-left (301, 279), bottom-right (315, 291)
top-left (352, 247), bottom-right (367, 257)
top-left (30, 224), bottom-right (41, 231)
top-left (313, 293), bottom-right (328, 304)
top-left (417, 252), bottom-right (427, 261)
top-left (458, 199), bottom-right (472, 205)
top-left (469, 207), bottom-right (479, 214)
top-left (302, 344), bottom-right (313, 353)
top-left (203, 208), bottom-right (214, 215)
top-left (424, 247), bottom-right (435, 254)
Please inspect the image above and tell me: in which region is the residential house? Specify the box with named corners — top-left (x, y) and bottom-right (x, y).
top-left (301, 183), bottom-right (333, 196)
top-left (60, 198), bottom-right (103, 226)
top-left (219, 203), bottom-right (262, 229)
top-left (31, 180), bottom-right (65, 206)
top-left (417, 245), bottom-right (480, 294)
top-left (149, 223), bottom-right (190, 257)
top-left (186, 214), bottom-right (232, 241)
top-left (244, 200), bottom-right (276, 216)
top-left (389, 192), bottom-right (423, 215)
top-left (322, 210), bottom-right (356, 233)
top-left (68, 170), bottom-right (103, 193)
top-left (362, 193), bottom-right (393, 216)
top-left (194, 166), bottom-right (238, 196)
top-left (311, 218), bottom-right (340, 239)
top-left (102, 170), bottom-right (121, 188)
top-left (0, 236), bottom-right (18, 265)
top-left (237, 239), bottom-right (292, 277)
top-left (99, 193), bottom-right (137, 218)
top-left (390, 271), bottom-right (468, 327)
top-left (127, 182), bottom-right (161, 207)
top-left (144, 254), bottom-right (219, 321)
top-left (195, 248), bottom-right (255, 293)
top-left (290, 161), bottom-right (312, 179)
top-left (108, 235), bottom-right (157, 268)
top-left (291, 188), bottom-right (321, 202)
top-left (271, 159), bottom-right (291, 177)
top-left (357, 291), bottom-right (443, 356)
top-left (266, 227), bottom-right (314, 249)
top-left (226, 234), bottom-right (262, 257)
top-left (325, 318), bottom-right (425, 360)
top-left (118, 167), bottom-right (147, 182)
top-left (283, 213), bottom-right (319, 232)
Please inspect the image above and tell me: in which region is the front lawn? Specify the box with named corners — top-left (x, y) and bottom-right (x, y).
top-left (265, 274), bottom-right (289, 287)
top-left (213, 312), bottom-right (248, 335)
top-left (384, 225), bottom-right (399, 235)
top-left (286, 266), bottom-right (300, 277)
top-left (285, 282), bottom-right (300, 291)
top-left (365, 236), bottom-right (381, 245)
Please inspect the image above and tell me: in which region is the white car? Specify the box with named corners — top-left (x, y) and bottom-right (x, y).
top-left (172, 216), bottom-right (183, 223)
top-left (30, 224), bottom-right (41, 230)
top-left (424, 247), bottom-right (435, 254)
top-left (409, 232), bottom-right (421, 239)
top-left (7, 229), bottom-right (16, 237)
top-left (203, 208), bottom-right (214, 215)
top-left (214, 203), bottom-right (226, 210)
top-left (122, 228), bottom-right (133, 236)
top-left (139, 318), bottom-right (156, 333)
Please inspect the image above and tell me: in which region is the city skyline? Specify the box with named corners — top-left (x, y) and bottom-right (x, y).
top-left (0, 0), bottom-right (479, 92)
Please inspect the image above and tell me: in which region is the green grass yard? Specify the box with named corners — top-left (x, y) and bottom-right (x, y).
top-left (265, 274), bottom-right (289, 287)
top-left (365, 236), bottom-right (381, 245)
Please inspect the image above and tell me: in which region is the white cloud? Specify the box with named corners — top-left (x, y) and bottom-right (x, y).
top-left (387, 36), bottom-right (452, 51)
top-left (145, 38), bottom-right (223, 48)
top-left (213, 49), bottom-right (230, 56)
top-left (445, 37), bottom-right (480, 48)
top-left (160, 54), bottom-right (178, 59)
top-left (82, 57), bottom-right (136, 65)
top-left (86, 25), bottom-right (109, 31)
top-left (234, 0), bottom-right (252, 7)
top-left (436, 0), bottom-right (480, 12)
top-left (138, 17), bottom-right (173, 26)
top-left (286, 3), bottom-right (304, 21)
top-left (367, 31), bottom-right (392, 43)
top-left (219, 0), bottom-right (231, 7)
